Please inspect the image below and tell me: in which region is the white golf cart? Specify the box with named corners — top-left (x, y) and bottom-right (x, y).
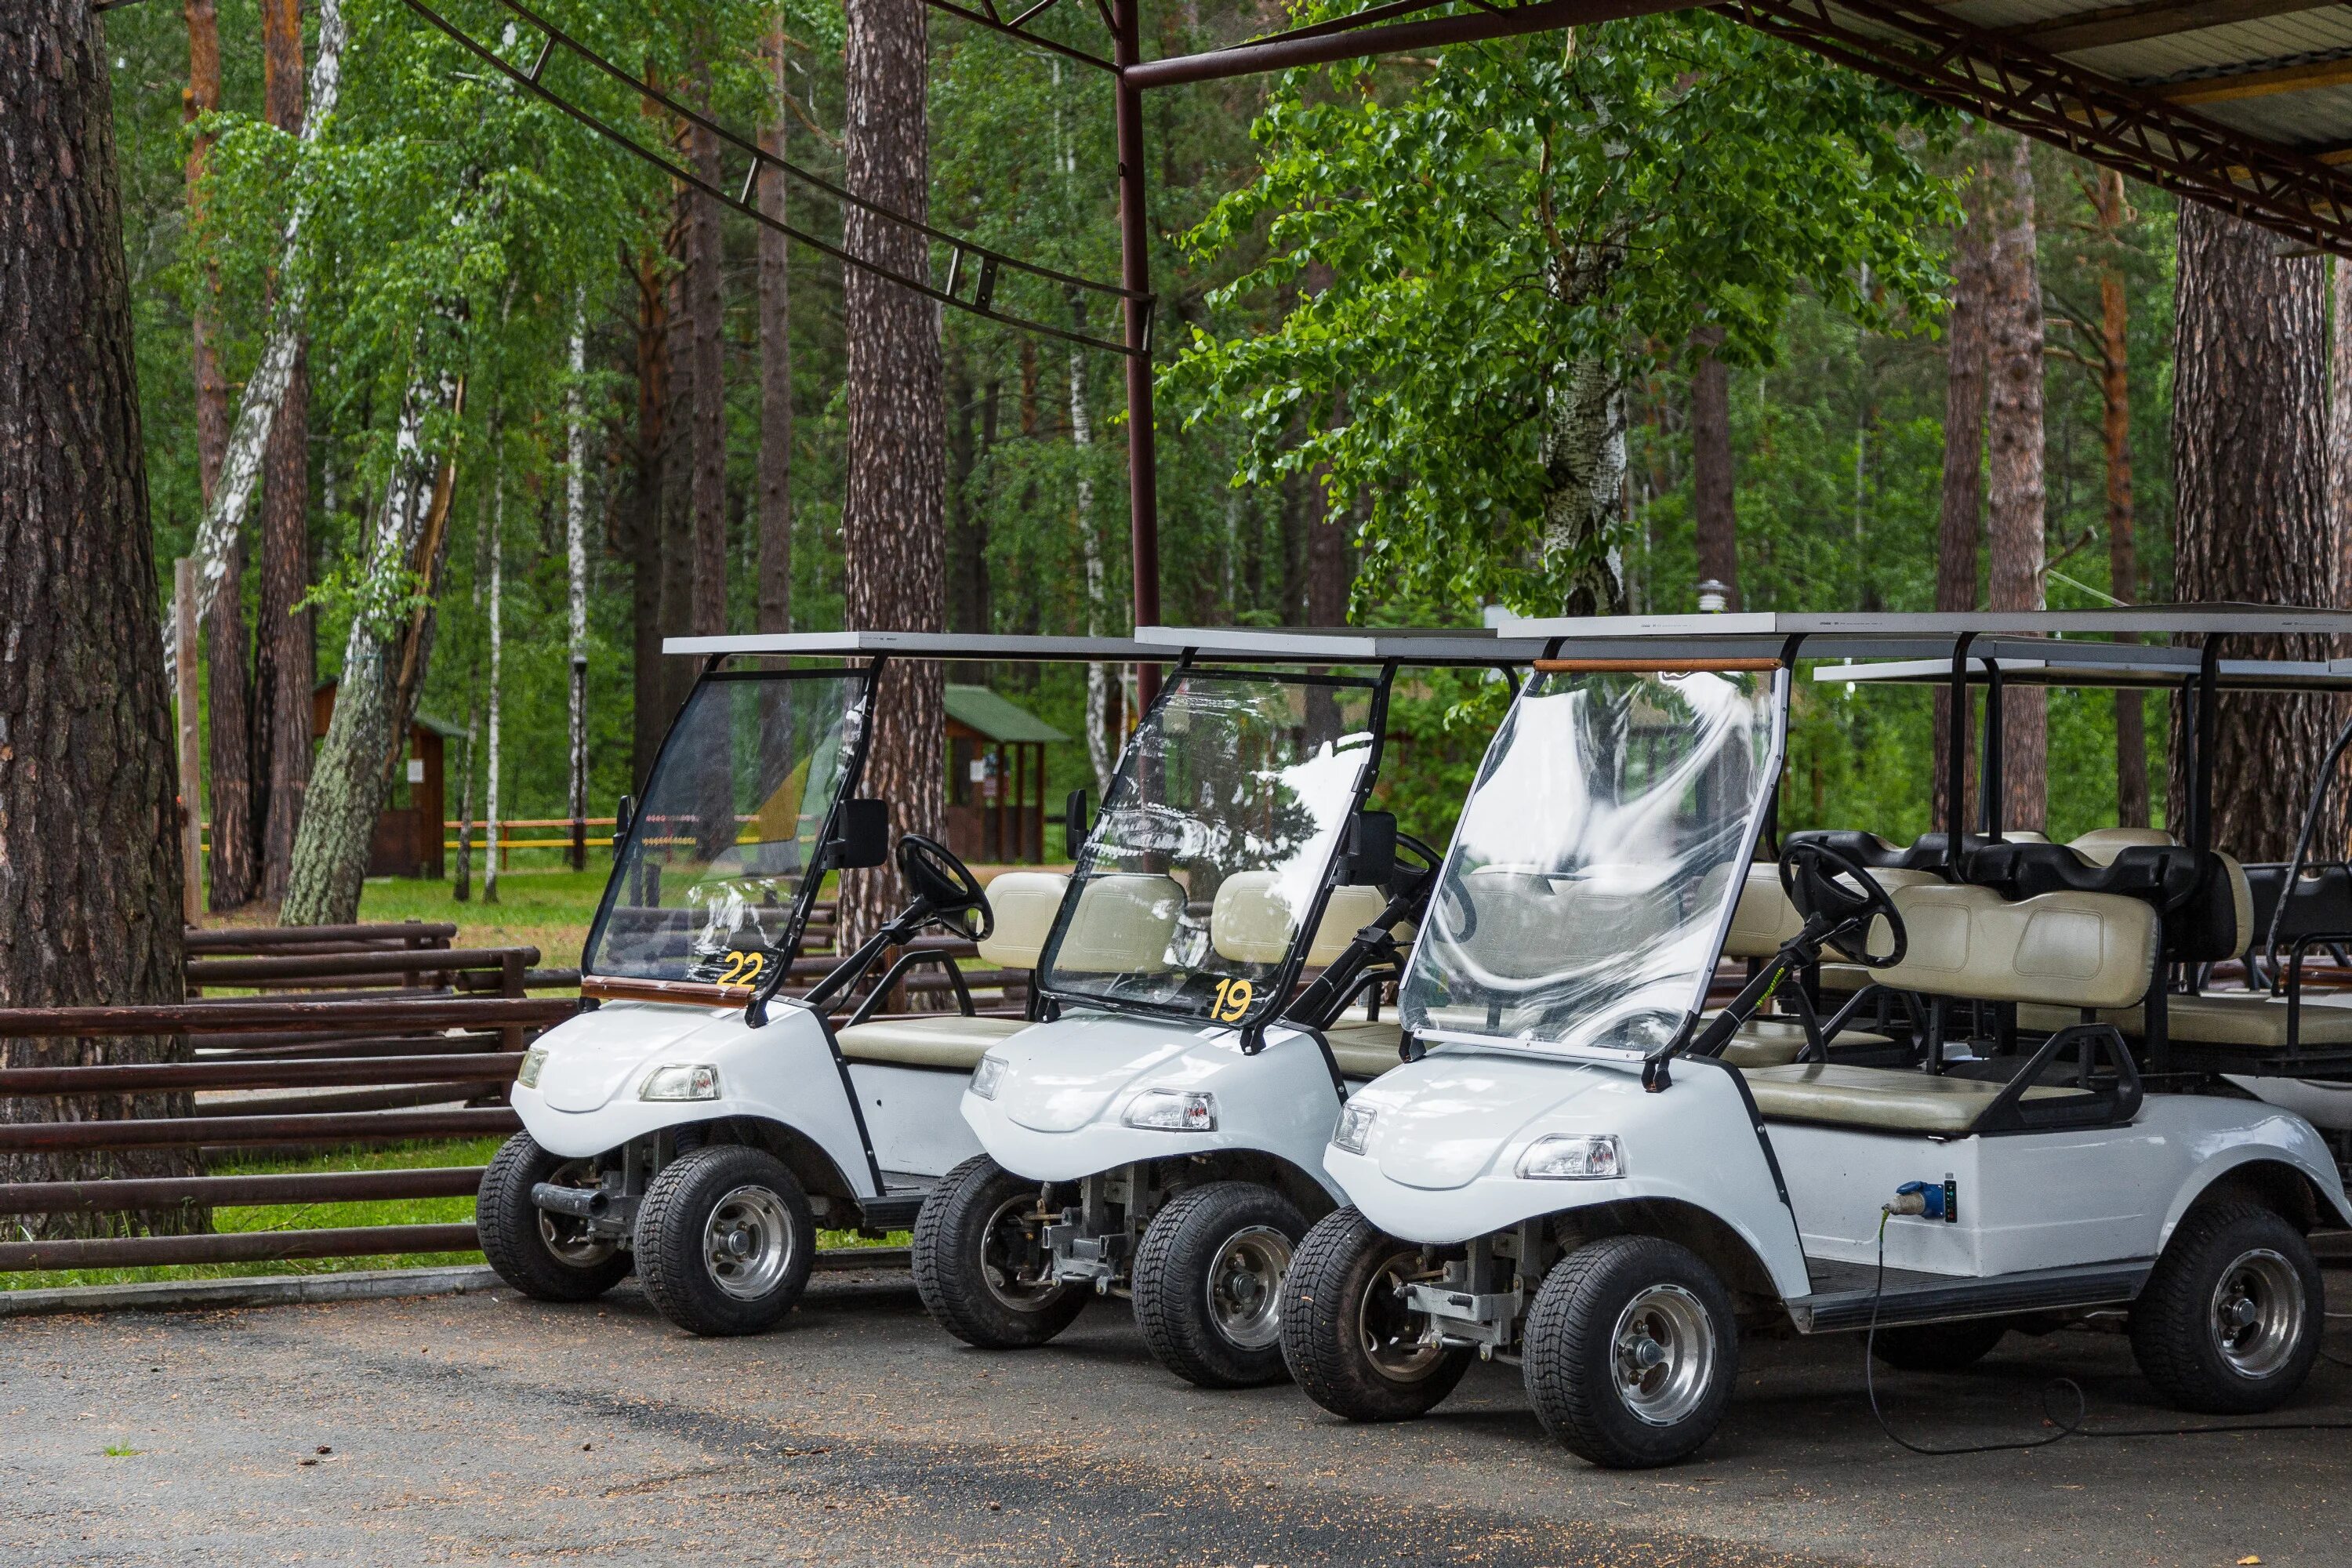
top-left (1279, 609), bottom-right (2352, 1468)
top-left (913, 627), bottom-right (1544, 1387)
top-left (477, 632), bottom-right (1176, 1336)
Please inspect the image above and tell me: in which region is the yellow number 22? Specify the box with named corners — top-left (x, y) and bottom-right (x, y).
top-left (717, 950), bottom-right (768, 988)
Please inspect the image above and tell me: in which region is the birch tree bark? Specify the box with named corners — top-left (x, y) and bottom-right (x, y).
top-left (256, 0), bottom-right (314, 901)
top-left (840, 0), bottom-right (948, 948)
top-left (686, 108), bottom-right (728, 642)
top-left (565, 304), bottom-right (590, 869)
top-left (1984, 136), bottom-right (2048, 835)
top-left (2172, 203), bottom-right (2332, 862)
top-left (0, 0), bottom-right (202, 1231)
top-left (280, 365), bottom-right (465, 924)
top-left (1539, 254), bottom-right (1628, 616)
top-left (485, 444), bottom-right (504, 908)
top-left (1933, 159), bottom-right (1990, 833)
top-left (757, 26), bottom-right (793, 641)
top-left (2094, 168), bottom-right (2147, 828)
top-left (1070, 330), bottom-right (1113, 798)
top-left (1688, 325), bottom-right (1740, 611)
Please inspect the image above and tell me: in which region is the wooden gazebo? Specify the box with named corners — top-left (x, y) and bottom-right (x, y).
top-left (942, 684), bottom-right (1067, 865)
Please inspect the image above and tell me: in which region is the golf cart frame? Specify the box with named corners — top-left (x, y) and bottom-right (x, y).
top-left (1282, 607), bottom-right (2352, 1467)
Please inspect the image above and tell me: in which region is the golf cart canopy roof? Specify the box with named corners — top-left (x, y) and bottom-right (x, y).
top-left (1500, 606), bottom-right (2352, 647)
top-left (1138, 625), bottom-right (1553, 665)
top-left (1815, 646), bottom-right (2352, 691)
top-left (662, 631), bottom-right (1191, 660)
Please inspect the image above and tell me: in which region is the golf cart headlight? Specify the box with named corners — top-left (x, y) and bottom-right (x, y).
top-left (1123, 1089), bottom-right (1217, 1132)
top-left (1518, 1134), bottom-right (1624, 1181)
top-left (970, 1054), bottom-right (1007, 1101)
top-left (516, 1045), bottom-right (548, 1089)
top-left (1333, 1100), bottom-right (1378, 1155)
top-left (639, 1063), bottom-right (720, 1102)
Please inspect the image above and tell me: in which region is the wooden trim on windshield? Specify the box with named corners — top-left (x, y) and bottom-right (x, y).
top-left (1534, 657), bottom-right (1785, 673)
top-left (581, 975), bottom-right (750, 1007)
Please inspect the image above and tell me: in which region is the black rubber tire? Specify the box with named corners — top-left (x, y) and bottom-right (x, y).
top-left (1868, 1317), bottom-right (2009, 1374)
top-left (1279, 1207), bottom-right (1471, 1421)
top-left (1523, 1235), bottom-right (1740, 1469)
top-left (911, 1155), bottom-right (1087, 1348)
top-left (634, 1145), bottom-right (815, 1337)
top-left (475, 1132), bottom-right (630, 1303)
top-left (2129, 1198), bottom-right (2322, 1414)
top-left (1132, 1182), bottom-right (1308, 1388)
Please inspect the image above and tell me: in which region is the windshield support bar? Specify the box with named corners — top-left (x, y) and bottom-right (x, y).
top-left (1944, 632), bottom-right (1978, 878)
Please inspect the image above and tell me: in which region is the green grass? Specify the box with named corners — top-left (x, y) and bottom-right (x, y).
top-left (2, 1135), bottom-right (904, 1292)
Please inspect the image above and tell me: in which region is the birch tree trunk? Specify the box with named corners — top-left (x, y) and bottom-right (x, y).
top-left (2095, 169), bottom-right (2147, 828)
top-left (256, 0), bottom-right (314, 902)
top-left (485, 448), bottom-right (504, 908)
top-left (2172, 203), bottom-right (2332, 862)
top-left (1984, 136), bottom-right (2048, 835)
top-left (628, 250), bottom-right (670, 789)
top-left (280, 366), bottom-right (465, 925)
top-left (840, 0), bottom-right (948, 949)
top-left (1538, 254), bottom-right (1628, 616)
top-left (0, 0), bottom-right (202, 1232)
top-left (1688, 325), bottom-right (1740, 611)
top-left (687, 108), bottom-right (728, 642)
top-left (565, 304), bottom-right (590, 869)
top-left (1933, 158), bottom-right (1991, 833)
top-left (1071, 330), bottom-right (1113, 798)
top-left (757, 25), bottom-right (793, 641)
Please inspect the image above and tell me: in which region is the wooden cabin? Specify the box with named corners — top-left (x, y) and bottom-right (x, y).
top-left (312, 679), bottom-right (464, 880)
top-left (943, 684), bottom-right (1066, 865)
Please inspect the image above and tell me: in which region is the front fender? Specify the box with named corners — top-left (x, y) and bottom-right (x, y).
top-left (513, 1000), bottom-right (876, 1196)
top-left (2155, 1104), bottom-right (2352, 1245)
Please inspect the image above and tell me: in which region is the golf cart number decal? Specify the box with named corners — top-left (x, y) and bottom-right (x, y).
top-left (716, 950), bottom-right (768, 987)
top-left (1210, 978), bottom-right (1254, 1022)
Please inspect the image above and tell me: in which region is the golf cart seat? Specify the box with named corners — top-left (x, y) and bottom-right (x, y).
top-left (1322, 1018), bottom-right (1406, 1077)
top-left (1742, 1061), bottom-right (2085, 1134)
top-left (1210, 876), bottom-right (1412, 967)
top-left (2016, 992), bottom-right (2352, 1049)
top-left (836, 871), bottom-right (1069, 1071)
top-left (1052, 872), bottom-right (1183, 974)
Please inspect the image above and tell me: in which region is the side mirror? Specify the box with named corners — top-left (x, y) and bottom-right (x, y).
top-left (612, 795), bottom-right (636, 861)
top-left (829, 798), bottom-right (890, 870)
top-left (1346, 810), bottom-right (1397, 887)
top-left (1064, 787), bottom-right (1091, 851)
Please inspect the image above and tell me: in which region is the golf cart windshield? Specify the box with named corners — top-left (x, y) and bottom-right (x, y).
top-left (584, 670), bottom-right (866, 985)
top-left (1039, 669), bottom-right (1378, 1026)
top-left (1401, 666), bottom-right (1783, 1057)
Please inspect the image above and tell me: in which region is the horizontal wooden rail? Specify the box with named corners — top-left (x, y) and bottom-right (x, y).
top-left (187, 947), bottom-right (538, 985)
top-left (0, 1105), bottom-right (520, 1152)
top-left (0, 1167), bottom-right (486, 1214)
top-left (199, 1033), bottom-right (511, 1062)
top-left (197, 1083), bottom-right (509, 1120)
top-left (0, 1222), bottom-right (483, 1272)
top-left (184, 923), bottom-right (458, 950)
top-left (0, 996), bottom-right (572, 1037)
top-left (0, 1053), bottom-right (524, 1096)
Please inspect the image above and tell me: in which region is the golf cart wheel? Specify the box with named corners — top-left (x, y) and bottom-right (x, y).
top-left (1132, 1181), bottom-right (1308, 1389)
top-left (2130, 1198), bottom-right (2321, 1414)
top-left (1279, 1207), bottom-right (1470, 1421)
top-left (1523, 1235), bottom-right (1739, 1469)
top-left (634, 1145), bottom-right (815, 1337)
top-left (911, 1156), bottom-right (1086, 1348)
top-left (1869, 1318), bottom-right (2009, 1374)
top-left (476, 1132), bottom-right (630, 1302)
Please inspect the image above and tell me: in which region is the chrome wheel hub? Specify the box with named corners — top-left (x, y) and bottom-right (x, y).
top-left (2209, 1247), bottom-right (2303, 1379)
top-left (701, 1185), bottom-right (795, 1301)
top-left (1206, 1225), bottom-right (1291, 1351)
top-left (1611, 1284), bottom-right (1715, 1427)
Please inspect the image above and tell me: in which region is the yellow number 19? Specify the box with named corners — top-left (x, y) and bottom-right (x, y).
top-left (1210, 978), bottom-right (1254, 1023)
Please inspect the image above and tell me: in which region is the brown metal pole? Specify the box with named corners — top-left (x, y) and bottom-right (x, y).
top-left (1113, 0), bottom-right (1161, 706)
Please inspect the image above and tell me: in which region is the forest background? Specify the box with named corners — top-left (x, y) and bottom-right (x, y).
top-left (112, 0), bottom-right (2186, 925)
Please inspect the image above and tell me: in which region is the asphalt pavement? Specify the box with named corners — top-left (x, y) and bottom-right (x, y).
top-left (4, 1266), bottom-right (2349, 1566)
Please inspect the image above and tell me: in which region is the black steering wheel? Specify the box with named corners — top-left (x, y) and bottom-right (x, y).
top-left (896, 833), bottom-right (994, 942)
top-left (1779, 840), bottom-right (1907, 969)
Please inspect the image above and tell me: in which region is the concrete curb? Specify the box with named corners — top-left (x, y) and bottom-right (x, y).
top-left (0, 1247), bottom-right (914, 1320)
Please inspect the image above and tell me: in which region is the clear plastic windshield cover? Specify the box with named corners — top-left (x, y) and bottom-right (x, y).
top-left (584, 671), bottom-right (866, 986)
top-left (1401, 667), bottom-right (1784, 1058)
top-left (1039, 670), bottom-right (1378, 1025)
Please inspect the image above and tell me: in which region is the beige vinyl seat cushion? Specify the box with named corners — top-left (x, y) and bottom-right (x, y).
top-left (1211, 875), bottom-right (1405, 968)
top-left (1706, 1015), bottom-right (1893, 1069)
top-left (976, 871), bottom-right (1069, 971)
top-left (1742, 1062), bottom-right (2074, 1134)
top-left (1054, 872), bottom-right (1183, 974)
top-left (2018, 990), bottom-right (2352, 1048)
top-left (1322, 1018), bottom-right (1405, 1077)
top-left (836, 1014), bottom-right (1029, 1071)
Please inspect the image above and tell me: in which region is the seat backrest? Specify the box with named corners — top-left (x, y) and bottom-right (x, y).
top-left (975, 871), bottom-right (1070, 971)
top-left (1724, 860), bottom-right (1944, 960)
top-left (1305, 884), bottom-right (1397, 968)
top-left (1870, 883), bottom-right (2156, 1011)
top-left (1051, 873), bottom-right (1183, 974)
top-left (2070, 827), bottom-right (2175, 866)
top-left (1210, 871), bottom-right (1301, 964)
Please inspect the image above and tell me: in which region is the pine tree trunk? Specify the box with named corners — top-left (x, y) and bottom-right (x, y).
top-left (687, 111), bottom-right (728, 642)
top-left (184, 0), bottom-right (228, 493)
top-left (2335, 258), bottom-right (2352, 641)
top-left (757, 27), bottom-right (793, 641)
top-left (2172, 202), bottom-right (2333, 862)
top-left (2095, 169), bottom-right (2147, 829)
top-left (629, 249), bottom-right (670, 790)
top-left (1984, 136), bottom-right (2048, 835)
top-left (658, 234), bottom-right (697, 732)
top-left (281, 368), bottom-right (465, 925)
top-left (256, 0), bottom-right (312, 902)
top-left (1933, 160), bottom-right (1991, 833)
top-left (841, 0), bottom-right (947, 948)
top-left (0, 0), bottom-right (204, 1232)
top-left (1688, 325), bottom-right (1740, 610)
